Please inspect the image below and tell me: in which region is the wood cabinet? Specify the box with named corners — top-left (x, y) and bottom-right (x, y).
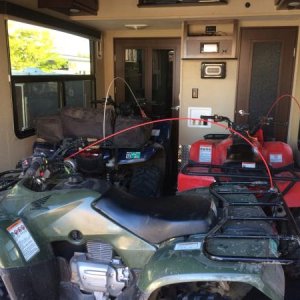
top-left (38, 0), bottom-right (98, 15)
top-left (138, 0), bottom-right (228, 7)
top-left (182, 20), bottom-right (238, 59)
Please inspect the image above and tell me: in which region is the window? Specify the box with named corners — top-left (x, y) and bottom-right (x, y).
top-left (7, 20), bottom-right (95, 138)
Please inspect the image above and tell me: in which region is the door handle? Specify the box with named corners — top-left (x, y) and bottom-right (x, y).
top-left (237, 109), bottom-right (249, 116)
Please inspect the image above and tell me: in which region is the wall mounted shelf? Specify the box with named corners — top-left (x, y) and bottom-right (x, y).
top-left (182, 20), bottom-right (238, 59)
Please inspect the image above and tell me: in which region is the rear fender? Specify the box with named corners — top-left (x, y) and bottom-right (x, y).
top-left (177, 171), bottom-right (214, 192)
top-left (137, 238), bottom-right (284, 300)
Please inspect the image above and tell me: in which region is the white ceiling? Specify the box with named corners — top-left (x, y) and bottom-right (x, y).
top-left (6, 0), bottom-right (300, 32)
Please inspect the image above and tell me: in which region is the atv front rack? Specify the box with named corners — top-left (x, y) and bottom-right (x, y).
top-left (181, 161), bottom-right (300, 199)
top-left (0, 169), bottom-right (22, 191)
top-left (181, 161), bottom-right (271, 181)
top-left (202, 181), bottom-right (300, 264)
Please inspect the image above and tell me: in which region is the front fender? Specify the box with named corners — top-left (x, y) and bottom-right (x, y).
top-left (0, 218), bottom-right (53, 269)
top-left (137, 238), bottom-right (284, 300)
top-left (0, 219), bottom-right (25, 269)
top-left (0, 217), bottom-right (59, 299)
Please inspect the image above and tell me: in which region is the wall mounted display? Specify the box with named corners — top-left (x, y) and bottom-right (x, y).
top-left (201, 62), bottom-right (226, 78)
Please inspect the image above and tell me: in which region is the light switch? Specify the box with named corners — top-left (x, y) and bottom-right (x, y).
top-left (192, 88), bottom-right (198, 98)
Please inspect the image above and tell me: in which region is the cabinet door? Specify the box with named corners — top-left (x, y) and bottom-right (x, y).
top-left (235, 27), bottom-right (297, 141)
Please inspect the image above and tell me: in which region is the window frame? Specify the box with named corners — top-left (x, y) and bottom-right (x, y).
top-left (2, 1), bottom-right (100, 138)
top-left (10, 74), bottom-right (96, 138)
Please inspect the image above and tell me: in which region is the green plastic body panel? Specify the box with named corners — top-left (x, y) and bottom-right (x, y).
top-left (0, 180), bottom-right (285, 300)
top-left (0, 218), bottom-right (53, 269)
top-left (0, 180), bottom-right (156, 269)
top-left (137, 237), bottom-right (285, 300)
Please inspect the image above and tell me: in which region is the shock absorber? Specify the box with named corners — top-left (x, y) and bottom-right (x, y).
top-left (105, 158), bottom-right (115, 183)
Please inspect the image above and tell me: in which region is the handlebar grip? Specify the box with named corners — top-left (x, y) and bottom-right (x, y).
top-left (25, 157), bottom-right (43, 177)
top-left (249, 124), bottom-right (261, 136)
top-left (200, 115), bottom-right (214, 120)
top-left (200, 115), bottom-right (232, 128)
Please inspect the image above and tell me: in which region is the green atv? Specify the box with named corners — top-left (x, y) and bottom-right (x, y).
top-left (0, 161), bottom-right (299, 300)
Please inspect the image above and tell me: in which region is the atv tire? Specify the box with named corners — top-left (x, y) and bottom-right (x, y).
top-left (177, 291), bottom-right (229, 300)
top-left (0, 278), bottom-right (9, 300)
top-left (129, 165), bottom-right (161, 198)
top-left (285, 260), bottom-right (300, 279)
top-left (284, 242), bottom-right (300, 279)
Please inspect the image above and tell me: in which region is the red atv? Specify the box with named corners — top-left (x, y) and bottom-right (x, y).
top-left (178, 114), bottom-right (300, 210)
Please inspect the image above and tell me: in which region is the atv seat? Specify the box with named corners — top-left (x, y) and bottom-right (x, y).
top-left (93, 187), bottom-right (216, 244)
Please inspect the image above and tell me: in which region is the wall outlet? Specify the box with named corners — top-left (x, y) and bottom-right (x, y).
top-left (188, 107), bottom-right (212, 128)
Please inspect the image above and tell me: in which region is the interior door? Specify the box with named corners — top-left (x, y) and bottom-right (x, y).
top-left (114, 38), bottom-right (181, 193)
top-left (235, 27), bottom-right (298, 141)
top-left (114, 38), bottom-right (180, 118)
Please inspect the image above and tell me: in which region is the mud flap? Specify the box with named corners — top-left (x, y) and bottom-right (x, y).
top-left (0, 219), bottom-right (59, 299)
top-left (0, 258), bottom-right (59, 300)
top-left (136, 238), bottom-right (285, 300)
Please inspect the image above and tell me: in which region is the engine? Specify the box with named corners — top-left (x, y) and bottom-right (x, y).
top-left (70, 241), bottom-right (130, 299)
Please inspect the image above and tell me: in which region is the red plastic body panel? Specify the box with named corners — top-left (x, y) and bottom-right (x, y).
top-left (189, 138), bottom-right (232, 165)
top-left (178, 172), bottom-right (214, 192)
top-left (274, 171), bottom-right (300, 207)
top-left (262, 141), bottom-right (294, 169)
top-left (253, 128), bottom-right (264, 145)
top-left (179, 135), bottom-right (298, 206)
top-left (178, 167), bottom-right (300, 207)
top-left (188, 136), bottom-right (294, 168)
top-left (178, 166), bottom-right (225, 192)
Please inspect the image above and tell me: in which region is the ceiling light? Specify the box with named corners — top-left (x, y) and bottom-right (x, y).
top-left (69, 8), bottom-right (81, 13)
top-left (288, 1), bottom-right (300, 7)
top-left (124, 24), bottom-right (149, 30)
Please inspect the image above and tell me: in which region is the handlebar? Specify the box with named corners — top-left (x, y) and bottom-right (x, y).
top-left (24, 156), bottom-right (44, 177)
top-left (200, 115), bottom-right (233, 127)
top-left (200, 114), bottom-right (273, 137)
top-left (249, 116), bottom-right (273, 136)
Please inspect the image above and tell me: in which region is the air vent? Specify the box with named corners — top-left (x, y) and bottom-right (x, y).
top-left (86, 240), bottom-right (113, 262)
top-left (38, 0), bottom-right (99, 16)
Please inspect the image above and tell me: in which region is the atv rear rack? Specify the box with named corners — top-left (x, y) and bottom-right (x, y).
top-left (202, 181), bottom-right (300, 264)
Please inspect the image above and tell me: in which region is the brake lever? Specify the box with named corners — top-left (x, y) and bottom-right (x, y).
top-left (238, 109), bottom-right (250, 116)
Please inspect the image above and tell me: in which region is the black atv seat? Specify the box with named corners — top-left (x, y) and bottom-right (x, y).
top-left (93, 187), bottom-right (216, 244)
